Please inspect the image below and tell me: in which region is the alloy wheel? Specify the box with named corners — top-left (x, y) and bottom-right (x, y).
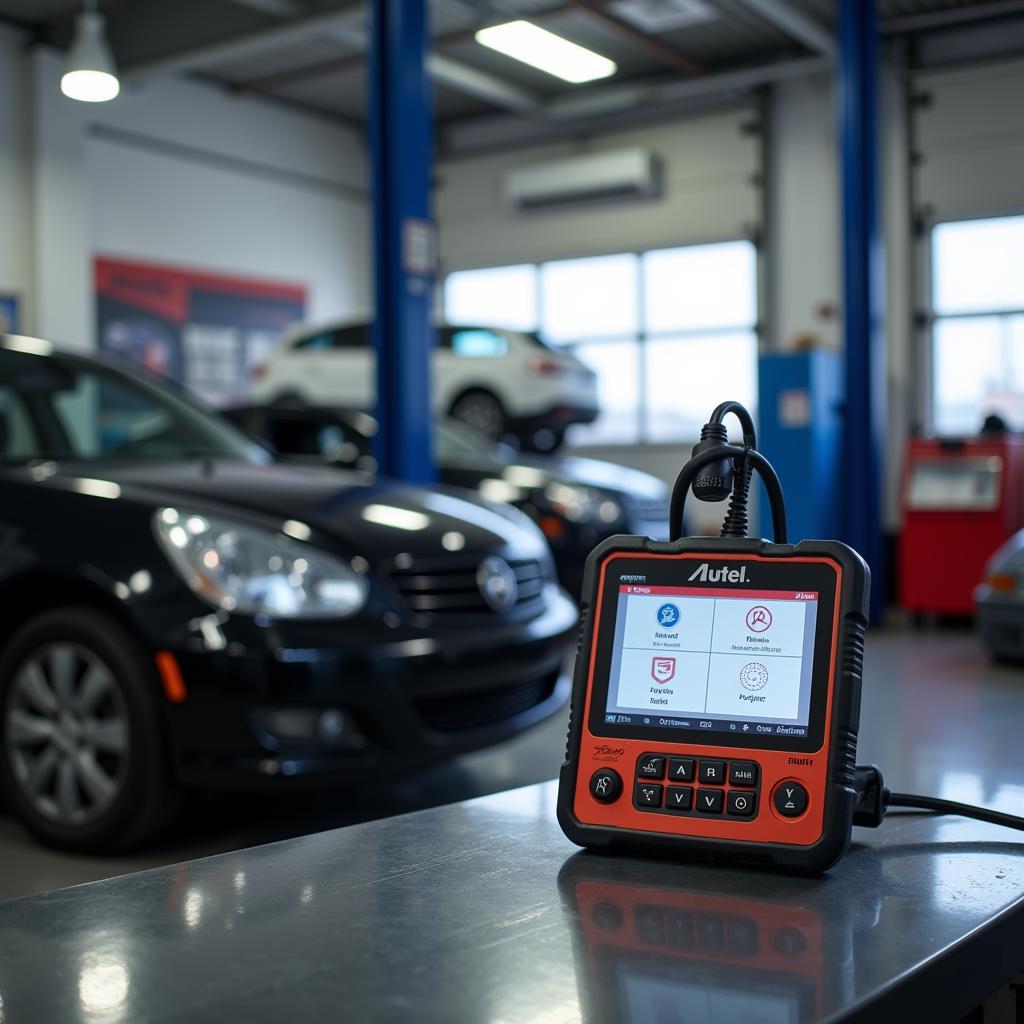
top-left (453, 393), bottom-right (504, 440)
top-left (5, 642), bottom-right (129, 826)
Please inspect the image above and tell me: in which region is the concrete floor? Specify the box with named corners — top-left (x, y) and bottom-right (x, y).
top-left (0, 622), bottom-right (1019, 902)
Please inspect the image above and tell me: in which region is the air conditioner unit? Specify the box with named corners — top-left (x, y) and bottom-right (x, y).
top-left (503, 148), bottom-right (662, 211)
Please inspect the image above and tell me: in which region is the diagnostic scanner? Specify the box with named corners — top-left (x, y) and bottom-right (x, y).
top-left (557, 401), bottom-right (871, 872)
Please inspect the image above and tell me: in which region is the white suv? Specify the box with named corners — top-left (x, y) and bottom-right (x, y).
top-left (252, 319), bottom-right (599, 450)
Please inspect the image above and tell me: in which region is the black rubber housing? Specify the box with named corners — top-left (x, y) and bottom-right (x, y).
top-left (557, 534), bottom-right (870, 873)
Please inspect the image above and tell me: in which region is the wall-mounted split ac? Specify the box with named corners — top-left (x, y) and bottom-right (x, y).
top-left (503, 148), bottom-right (662, 211)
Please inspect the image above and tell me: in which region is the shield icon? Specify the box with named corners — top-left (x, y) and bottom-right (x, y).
top-left (651, 656), bottom-right (676, 684)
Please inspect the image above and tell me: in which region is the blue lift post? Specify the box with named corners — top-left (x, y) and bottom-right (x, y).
top-left (839, 0), bottom-right (886, 620)
top-left (368, 0), bottom-right (436, 483)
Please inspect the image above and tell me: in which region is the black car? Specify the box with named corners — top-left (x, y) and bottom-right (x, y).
top-left (0, 336), bottom-right (576, 851)
top-left (224, 405), bottom-right (670, 599)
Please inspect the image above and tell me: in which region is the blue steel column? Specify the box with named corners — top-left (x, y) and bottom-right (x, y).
top-left (839, 0), bottom-right (885, 619)
top-left (369, 0), bottom-right (436, 482)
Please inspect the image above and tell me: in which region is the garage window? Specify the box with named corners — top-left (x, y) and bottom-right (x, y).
top-left (444, 239), bottom-right (757, 446)
top-left (931, 215), bottom-right (1024, 435)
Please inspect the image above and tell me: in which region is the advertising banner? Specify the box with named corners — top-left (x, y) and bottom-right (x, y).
top-left (96, 257), bottom-right (307, 405)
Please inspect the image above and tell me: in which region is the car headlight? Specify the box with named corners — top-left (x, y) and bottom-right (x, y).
top-left (154, 507), bottom-right (368, 618)
top-left (543, 482), bottom-right (622, 525)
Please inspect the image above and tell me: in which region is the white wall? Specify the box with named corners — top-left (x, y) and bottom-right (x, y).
top-left (768, 73), bottom-right (841, 351)
top-left (0, 26), bottom-right (35, 332)
top-left (436, 106), bottom-right (761, 272)
top-left (914, 55), bottom-right (1024, 220)
top-left (29, 48), bottom-right (371, 351)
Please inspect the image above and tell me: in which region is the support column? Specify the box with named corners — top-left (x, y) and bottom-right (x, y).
top-left (839, 0), bottom-right (885, 619)
top-left (369, 0), bottom-right (435, 482)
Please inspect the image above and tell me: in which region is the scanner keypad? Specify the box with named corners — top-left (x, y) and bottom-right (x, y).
top-left (633, 752), bottom-right (761, 821)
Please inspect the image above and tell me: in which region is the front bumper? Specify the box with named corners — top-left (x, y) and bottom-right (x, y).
top-left (158, 584), bottom-right (578, 787)
top-left (508, 403), bottom-right (599, 436)
top-left (975, 591), bottom-right (1024, 660)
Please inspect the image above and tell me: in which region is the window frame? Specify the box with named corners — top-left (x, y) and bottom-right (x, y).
top-left (443, 237), bottom-right (760, 448)
top-left (924, 209), bottom-right (1024, 435)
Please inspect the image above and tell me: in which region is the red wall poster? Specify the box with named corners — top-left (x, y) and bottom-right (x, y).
top-left (96, 257), bottom-right (307, 406)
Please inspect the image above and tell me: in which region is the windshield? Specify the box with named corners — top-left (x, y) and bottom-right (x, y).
top-left (435, 418), bottom-right (499, 458)
top-left (0, 344), bottom-right (264, 465)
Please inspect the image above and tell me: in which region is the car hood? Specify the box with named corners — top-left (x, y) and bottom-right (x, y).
top-left (443, 451), bottom-right (667, 500)
top-left (43, 459), bottom-right (550, 563)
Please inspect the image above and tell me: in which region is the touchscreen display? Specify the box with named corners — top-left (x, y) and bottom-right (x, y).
top-left (602, 584), bottom-right (818, 739)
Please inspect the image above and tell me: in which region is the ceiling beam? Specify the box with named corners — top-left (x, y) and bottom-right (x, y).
top-left (227, 5), bottom-right (575, 96)
top-left (881, 0), bottom-right (1024, 34)
top-left (427, 55), bottom-right (541, 113)
top-left (126, 2), bottom-right (541, 114)
top-left (122, 5), bottom-right (367, 78)
top-left (733, 0), bottom-right (836, 59)
top-left (562, 0), bottom-right (703, 77)
top-left (442, 56), bottom-right (829, 156)
top-left (219, 0), bottom-right (306, 16)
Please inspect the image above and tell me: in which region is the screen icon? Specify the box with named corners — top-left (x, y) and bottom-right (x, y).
top-left (740, 662), bottom-right (769, 691)
top-left (651, 656), bottom-right (677, 683)
top-left (656, 602), bottom-right (680, 629)
top-left (745, 605), bottom-right (773, 632)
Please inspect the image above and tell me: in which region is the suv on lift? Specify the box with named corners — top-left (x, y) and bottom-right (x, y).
top-left (251, 319), bottom-right (598, 451)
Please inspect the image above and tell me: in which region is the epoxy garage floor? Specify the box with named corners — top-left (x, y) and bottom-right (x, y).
top-left (0, 624), bottom-right (1020, 902)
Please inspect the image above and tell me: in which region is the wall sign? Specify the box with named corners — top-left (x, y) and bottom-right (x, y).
top-left (0, 293), bottom-right (20, 334)
top-left (96, 258), bottom-right (307, 406)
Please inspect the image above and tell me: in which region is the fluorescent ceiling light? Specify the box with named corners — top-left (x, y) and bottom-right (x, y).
top-left (61, 7), bottom-right (120, 103)
top-left (475, 21), bottom-right (617, 84)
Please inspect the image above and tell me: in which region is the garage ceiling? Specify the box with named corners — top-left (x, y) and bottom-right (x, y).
top-left (2, 0), bottom-right (1023, 147)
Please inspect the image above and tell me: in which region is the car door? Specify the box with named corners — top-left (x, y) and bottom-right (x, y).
top-left (434, 327), bottom-right (511, 414)
top-left (323, 325), bottom-right (373, 409)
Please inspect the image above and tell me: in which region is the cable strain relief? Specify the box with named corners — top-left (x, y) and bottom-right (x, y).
top-left (852, 764), bottom-right (888, 828)
top-left (720, 449), bottom-right (752, 539)
top-left (699, 422), bottom-right (729, 444)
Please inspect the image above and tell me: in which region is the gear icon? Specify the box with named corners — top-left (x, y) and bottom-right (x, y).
top-left (740, 662), bottom-right (768, 691)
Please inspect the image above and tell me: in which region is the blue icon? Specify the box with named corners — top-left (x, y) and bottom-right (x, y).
top-left (656, 602), bottom-right (680, 629)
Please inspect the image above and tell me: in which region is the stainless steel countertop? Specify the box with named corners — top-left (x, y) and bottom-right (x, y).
top-left (2, 629), bottom-right (1024, 1023)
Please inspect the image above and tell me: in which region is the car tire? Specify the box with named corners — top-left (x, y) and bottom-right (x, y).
top-left (526, 427), bottom-right (565, 453)
top-left (271, 391), bottom-right (307, 409)
top-left (450, 389), bottom-right (507, 442)
top-left (0, 607), bottom-right (179, 853)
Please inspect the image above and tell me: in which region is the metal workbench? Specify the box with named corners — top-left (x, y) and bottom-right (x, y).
top-left (2, 630), bottom-right (1024, 1023)
top-left (0, 781), bottom-right (1023, 1022)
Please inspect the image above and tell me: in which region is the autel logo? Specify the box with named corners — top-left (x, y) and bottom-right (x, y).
top-left (687, 563), bottom-right (749, 584)
top-left (788, 757), bottom-right (814, 766)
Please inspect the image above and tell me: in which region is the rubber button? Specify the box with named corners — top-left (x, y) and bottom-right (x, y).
top-left (589, 768), bottom-right (622, 803)
top-left (635, 782), bottom-right (663, 808)
top-left (728, 761), bottom-right (759, 788)
top-left (666, 786), bottom-right (693, 812)
top-left (637, 753), bottom-right (666, 779)
top-left (696, 788), bottom-right (724, 813)
top-left (668, 757), bottom-right (695, 782)
top-left (773, 781), bottom-right (809, 817)
top-left (698, 760), bottom-right (725, 785)
top-left (727, 790), bottom-right (756, 817)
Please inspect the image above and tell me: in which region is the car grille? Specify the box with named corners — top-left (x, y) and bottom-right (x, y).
top-left (391, 557), bottom-right (547, 617)
top-left (413, 671), bottom-right (560, 733)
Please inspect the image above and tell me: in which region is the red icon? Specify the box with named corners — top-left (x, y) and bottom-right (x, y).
top-left (746, 606), bottom-right (773, 632)
top-left (651, 656), bottom-right (676, 683)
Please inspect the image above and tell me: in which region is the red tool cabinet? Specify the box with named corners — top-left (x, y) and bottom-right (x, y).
top-left (899, 436), bottom-right (1024, 615)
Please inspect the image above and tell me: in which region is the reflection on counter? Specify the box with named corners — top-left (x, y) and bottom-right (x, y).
top-left (558, 854), bottom-right (880, 1024)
